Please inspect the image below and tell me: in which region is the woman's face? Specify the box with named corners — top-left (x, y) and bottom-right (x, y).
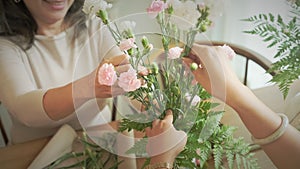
top-left (23, 0), bottom-right (75, 32)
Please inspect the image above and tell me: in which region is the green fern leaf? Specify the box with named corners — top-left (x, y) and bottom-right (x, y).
top-left (198, 111), bottom-right (223, 143)
top-left (125, 137), bottom-right (148, 156)
top-left (235, 154), bottom-right (242, 169)
top-left (213, 144), bottom-right (223, 169)
top-left (269, 13), bottom-right (275, 22)
top-left (225, 150), bottom-right (234, 169)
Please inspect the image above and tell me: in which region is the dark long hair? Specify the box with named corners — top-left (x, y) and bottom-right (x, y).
top-left (0, 0), bottom-right (87, 50)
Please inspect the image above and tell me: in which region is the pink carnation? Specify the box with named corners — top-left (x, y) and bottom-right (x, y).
top-left (119, 38), bottom-right (137, 51)
top-left (147, 0), bottom-right (168, 18)
top-left (220, 44), bottom-right (236, 60)
top-left (168, 46), bottom-right (183, 59)
top-left (118, 67), bottom-right (141, 92)
top-left (98, 63), bottom-right (117, 86)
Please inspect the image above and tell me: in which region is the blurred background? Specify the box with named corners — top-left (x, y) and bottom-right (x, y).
top-left (107, 0), bottom-right (291, 88)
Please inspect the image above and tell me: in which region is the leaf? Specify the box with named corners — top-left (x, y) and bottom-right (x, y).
top-left (213, 144), bottom-right (223, 169)
top-left (125, 137), bottom-right (148, 156)
top-left (243, 5), bottom-right (300, 99)
top-left (269, 13), bottom-right (275, 22)
top-left (226, 150), bottom-right (234, 169)
top-left (235, 154), bottom-right (242, 169)
top-left (198, 111), bottom-right (223, 143)
top-left (118, 115), bottom-right (152, 132)
top-left (199, 141), bottom-right (212, 168)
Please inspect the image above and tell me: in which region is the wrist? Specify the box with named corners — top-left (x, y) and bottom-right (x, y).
top-left (73, 73), bottom-right (94, 101)
top-left (226, 83), bottom-right (250, 110)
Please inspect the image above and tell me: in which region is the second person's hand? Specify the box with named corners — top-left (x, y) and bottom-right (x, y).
top-left (182, 44), bottom-right (243, 104)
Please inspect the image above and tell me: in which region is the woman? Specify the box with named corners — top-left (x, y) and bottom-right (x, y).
top-left (0, 0), bottom-right (127, 144)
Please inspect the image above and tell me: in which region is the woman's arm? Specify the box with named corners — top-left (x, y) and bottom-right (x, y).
top-left (227, 82), bottom-right (300, 169)
top-left (43, 54), bottom-right (129, 120)
top-left (183, 44), bottom-right (300, 169)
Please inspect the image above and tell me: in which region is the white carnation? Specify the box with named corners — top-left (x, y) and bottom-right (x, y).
top-left (82, 0), bottom-right (112, 15)
top-left (185, 93), bottom-right (201, 106)
top-left (168, 0), bottom-right (200, 30)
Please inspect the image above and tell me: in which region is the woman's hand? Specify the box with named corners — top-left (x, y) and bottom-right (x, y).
top-left (145, 110), bottom-right (187, 165)
top-left (182, 44), bottom-right (243, 103)
top-left (94, 54), bottom-right (131, 98)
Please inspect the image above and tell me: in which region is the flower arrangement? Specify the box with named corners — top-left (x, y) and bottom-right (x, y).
top-left (49, 0), bottom-right (259, 168)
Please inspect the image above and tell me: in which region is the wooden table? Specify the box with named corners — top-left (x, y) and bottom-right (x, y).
top-left (0, 136), bottom-right (50, 169)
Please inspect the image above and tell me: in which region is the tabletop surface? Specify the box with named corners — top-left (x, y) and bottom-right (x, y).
top-left (0, 136), bottom-right (50, 169)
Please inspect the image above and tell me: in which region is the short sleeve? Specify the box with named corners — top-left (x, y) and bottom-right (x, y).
top-left (0, 39), bottom-right (56, 127)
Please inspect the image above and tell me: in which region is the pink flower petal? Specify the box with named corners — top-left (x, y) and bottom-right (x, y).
top-left (119, 38), bottom-right (137, 51)
top-left (147, 0), bottom-right (168, 18)
top-left (98, 63), bottom-right (117, 86)
top-left (138, 65), bottom-right (149, 75)
top-left (168, 46), bottom-right (183, 59)
top-left (118, 67), bottom-right (141, 92)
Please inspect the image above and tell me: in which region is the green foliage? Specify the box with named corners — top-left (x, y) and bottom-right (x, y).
top-left (118, 114), bottom-right (152, 132)
top-left (174, 100), bottom-right (259, 169)
top-left (121, 89), bottom-right (259, 169)
top-left (243, 1), bottom-right (300, 98)
top-left (198, 111), bottom-right (223, 143)
top-left (125, 137), bottom-right (148, 156)
top-left (46, 133), bottom-right (121, 169)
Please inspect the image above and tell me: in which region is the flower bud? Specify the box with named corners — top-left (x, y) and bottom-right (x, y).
top-left (199, 24), bottom-right (207, 32)
top-left (190, 62), bottom-right (198, 71)
top-left (141, 36), bottom-right (149, 48)
top-left (171, 86), bottom-right (180, 96)
top-left (97, 10), bottom-right (109, 24)
top-left (167, 5), bottom-right (174, 15)
top-left (162, 36), bottom-right (168, 48)
top-left (127, 48), bottom-right (134, 55)
top-left (151, 63), bottom-right (159, 75)
top-left (127, 29), bottom-right (134, 38)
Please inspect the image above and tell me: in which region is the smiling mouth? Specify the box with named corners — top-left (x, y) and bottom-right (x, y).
top-left (44, 0), bottom-right (66, 10)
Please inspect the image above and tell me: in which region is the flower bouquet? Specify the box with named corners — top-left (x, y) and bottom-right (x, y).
top-left (49, 0), bottom-right (259, 168)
